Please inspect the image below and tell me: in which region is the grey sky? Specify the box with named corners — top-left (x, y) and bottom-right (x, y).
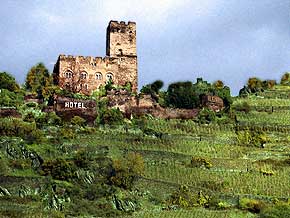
top-left (0, 0), bottom-right (289, 95)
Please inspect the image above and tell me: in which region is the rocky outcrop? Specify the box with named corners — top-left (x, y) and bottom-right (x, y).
top-left (201, 95), bottom-right (224, 112)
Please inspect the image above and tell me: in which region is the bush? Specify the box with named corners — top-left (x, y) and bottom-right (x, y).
top-left (40, 158), bottom-right (76, 181)
top-left (190, 157), bottom-right (212, 169)
top-left (0, 118), bottom-right (44, 144)
top-left (166, 81), bottom-right (198, 109)
top-left (109, 152), bottom-right (144, 189)
top-left (236, 130), bottom-right (268, 148)
top-left (71, 116), bottom-right (86, 127)
top-left (59, 127), bottom-right (75, 140)
top-left (280, 72), bottom-right (290, 85)
top-left (239, 198), bottom-right (265, 213)
top-left (197, 108), bottom-right (216, 124)
top-left (98, 108), bottom-right (124, 125)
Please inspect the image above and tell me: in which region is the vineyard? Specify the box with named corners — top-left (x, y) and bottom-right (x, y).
top-left (0, 86), bottom-right (289, 217)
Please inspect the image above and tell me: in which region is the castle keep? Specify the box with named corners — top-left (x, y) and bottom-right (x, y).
top-left (53, 21), bottom-right (138, 95)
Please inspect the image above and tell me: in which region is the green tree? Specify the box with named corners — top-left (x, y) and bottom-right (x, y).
top-left (167, 81), bottom-right (198, 109)
top-left (25, 63), bottom-right (52, 98)
top-left (0, 72), bottom-right (20, 92)
top-left (140, 80), bottom-right (164, 101)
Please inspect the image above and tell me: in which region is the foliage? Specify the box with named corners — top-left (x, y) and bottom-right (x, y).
top-left (239, 198), bottom-right (265, 213)
top-left (247, 77), bottom-right (263, 93)
top-left (0, 89), bottom-right (24, 107)
top-left (0, 72), bottom-right (20, 92)
top-left (169, 185), bottom-right (194, 208)
top-left (259, 203), bottom-right (290, 218)
top-left (25, 63), bottom-right (52, 99)
top-left (71, 116), bottom-right (86, 127)
top-left (197, 108), bottom-right (216, 124)
top-left (59, 127), bottom-right (76, 139)
top-left (235, 129), bottom-right (268, 147)
top-left (40, 158), bottom-right (76, 181)
top-left (141, 80), bottom-right (164, 95)
top-left (109, 152), bottom-right (144, 189)
top-left (0, 117), bottom-right (44, 144)
top-left (167, 81), bottom-right (198, 109)
top-left (232, 101), bottom-right (251, 113)
top-left (98, 108), bottom-right (124, 125)
top-left (190, 157), bottom-right (212, 169)
top-left (166, 78), bottom-right (232, 109)
top-left (0, 157), bottom-right (9, 175)
top-left (280, 72), bottom-right (290, 85)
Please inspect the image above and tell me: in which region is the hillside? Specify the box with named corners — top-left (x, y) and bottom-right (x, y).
top-left (0, 84), bottom-right (289, 218)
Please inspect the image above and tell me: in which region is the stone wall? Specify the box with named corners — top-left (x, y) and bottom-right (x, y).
top-left (201, 95), bottom-right (224, 112)
top-left (53, 20), bottom-right (137, 95)
top-left (53, 55), bottom-right (137, 95)
top-left (106, 21), bottom-right (136, 57)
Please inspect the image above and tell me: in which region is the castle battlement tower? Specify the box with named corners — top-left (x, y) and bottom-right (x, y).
top-left (106, 21), bottom-right (137, 57)
top-left (53, 20), bottom-right (138, 95)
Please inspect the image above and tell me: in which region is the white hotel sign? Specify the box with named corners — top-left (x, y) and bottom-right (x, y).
top-left (64, 102), bottom-right (86, 109)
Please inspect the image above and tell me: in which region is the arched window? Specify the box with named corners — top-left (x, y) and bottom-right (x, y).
top-left (64, 71), bottom-right (72, 79)
top-left (106, 73), bottom-right (113, 81)
top-left (95, 72), bottom-right (102, 80)
top-left (80, 72), bottom-right (88, 80)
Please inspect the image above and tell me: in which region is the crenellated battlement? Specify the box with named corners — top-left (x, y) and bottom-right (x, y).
top-left (109, 20), bottom-right (136, 27)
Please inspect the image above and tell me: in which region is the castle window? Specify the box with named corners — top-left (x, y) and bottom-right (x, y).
top-left (96, 72), bottom-right (102, 80)
top-left (65, 83), bottom-right (70, 89)
top-left (80, 84), bottom-right (88, 90)
top-left (106, 73), bottom-right (113, 81)
top-left (65, 71), bottom-right (72, 79)
top-left (80, 72), bottom-right (87, 80)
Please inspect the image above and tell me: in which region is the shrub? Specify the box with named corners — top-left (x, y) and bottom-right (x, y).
top-left (0, 118), bottom-right (44, 144)
top-left (236, 129), bottom-right (268, 148)
top-left (40, 158), bottom-right (76, 181)
top-left (71, 116), bottom-right (86, 127)
top-left (59, 127), bottom-right (75, 139)
top-left (166, 81), bottom-right (198, 109)
top-left (169, 185), bottom-right (193, 208)
top-left (280, 72), bottom-right (290, 85)
top-left (190, 157), bottom-right (212, 169)
top-left (98, 108), bottom-right (124, 125)
top-left (239, 198), bottom-right (265, 213)
top-left (109, 152), bottom-right (144, 189)
top-left (197, 108), bottom-right (216, 124)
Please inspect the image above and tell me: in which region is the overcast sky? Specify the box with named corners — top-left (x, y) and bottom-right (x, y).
top-left (0, 0), bottom-right (289, 95)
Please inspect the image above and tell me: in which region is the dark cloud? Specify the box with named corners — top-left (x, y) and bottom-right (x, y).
top-left (0, 0), bottom-right (289, 95)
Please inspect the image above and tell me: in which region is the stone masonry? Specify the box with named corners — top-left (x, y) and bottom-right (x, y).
top-left (53, 21), bottom-right (138, 95)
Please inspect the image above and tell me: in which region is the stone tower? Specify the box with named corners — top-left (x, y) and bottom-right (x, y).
top-left (53, 20), bottom-right (138, 95)
top-left (106, 21), bottom-right (137, 57)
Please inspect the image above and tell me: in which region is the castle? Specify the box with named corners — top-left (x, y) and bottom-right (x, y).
top-left (53, 21), bottom-right (138, 95)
